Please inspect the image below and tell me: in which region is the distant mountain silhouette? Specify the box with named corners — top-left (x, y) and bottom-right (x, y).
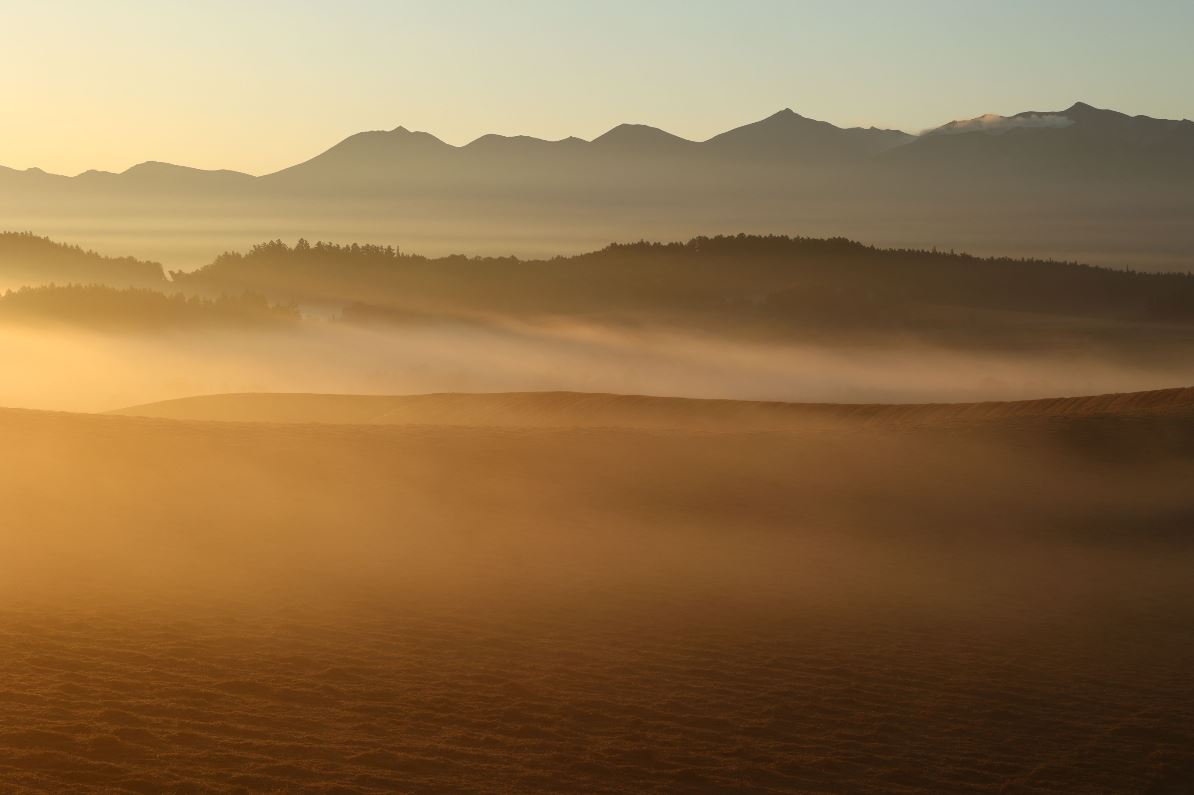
top-left (0, 108), bottom-right (915, 191)
top-left (257, 111), bottom-right (911, 189)
top-left (707, 108), bottom-right (913, 159)
top-left (98, 161), bottom-right (254, 187)
top-left (463, 133), bottom-right (587, 154)
top-left (900, 101), bottom-right (1194, 178)
top-left (9, 103), bottom-right (1193, 188)
top-left (2, 103), bottom-right (1193, 269)
top-left (590, 123), bottom-right (697, 152)
top-left (262, 127), bottom-right (457, 187)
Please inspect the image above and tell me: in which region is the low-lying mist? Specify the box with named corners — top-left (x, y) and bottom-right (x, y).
top-left (3, 319), bottom-right (1194, 413)
top-left (5, 296), bottom-right (1194, 795)
top-left (5, 392), bottom-right (1193, 611)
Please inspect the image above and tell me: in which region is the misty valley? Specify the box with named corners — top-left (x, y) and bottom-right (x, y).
top-left (5, 8), bottom-right (1194, 790)
top-left (5, 232), bottom-right (1194, 411)
top-left (1, 225), bottom-right (1194, 792)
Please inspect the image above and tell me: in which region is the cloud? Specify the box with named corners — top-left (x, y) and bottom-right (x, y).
top-left (929, 113), bottom-right (1074, 136)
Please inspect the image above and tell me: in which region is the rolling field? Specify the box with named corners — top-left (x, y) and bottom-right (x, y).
top-left (2, 390), bottom-right (1193, 792)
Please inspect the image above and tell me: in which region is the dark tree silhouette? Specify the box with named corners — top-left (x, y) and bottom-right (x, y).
top-left (0, 284), bottom-right (298, 331)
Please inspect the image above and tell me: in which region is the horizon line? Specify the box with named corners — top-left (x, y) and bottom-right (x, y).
top-left (4, 98), bottom-right (1169, 179)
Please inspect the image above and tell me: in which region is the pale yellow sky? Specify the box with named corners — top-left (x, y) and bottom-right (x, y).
top-left (2, 0), bottom-right (1190, 176)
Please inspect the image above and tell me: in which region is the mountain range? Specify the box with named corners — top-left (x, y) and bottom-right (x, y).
top-left (3, 102), bottom-right (1193, 269)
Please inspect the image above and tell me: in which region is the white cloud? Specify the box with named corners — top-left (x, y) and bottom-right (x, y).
top-left (929, 113), bottom-right (1074, 136)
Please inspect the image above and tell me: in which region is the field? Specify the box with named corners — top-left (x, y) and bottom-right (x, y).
top-left (2, 390), bottom-right (1193, 792)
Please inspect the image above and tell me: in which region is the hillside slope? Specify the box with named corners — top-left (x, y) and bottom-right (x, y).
top-left (0, 231), bottom-right (165, 288)
top-left (113, 386), bottom-right (1194, 430)
top-left (5, 391), bottom-right (1194, 791)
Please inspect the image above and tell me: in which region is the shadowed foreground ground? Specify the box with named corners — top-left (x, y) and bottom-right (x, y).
top-left (2, 596), bottom-right (1191, 794)
top-left (3, 389), bottom-right (1194, 793)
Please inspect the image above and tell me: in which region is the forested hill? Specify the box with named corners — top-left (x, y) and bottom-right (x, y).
top-left (0, 285), bottom-right (297, 331)
top-left (171, 235), bottom-right (1194, 332)
top-left (0, 232), bottom-right (165, 288)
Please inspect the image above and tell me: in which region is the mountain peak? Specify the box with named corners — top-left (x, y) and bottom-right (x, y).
top-left (464, 133), bottom-right (587, 150)
top-left (706, 108), bottom-right (911, 156)
top-left (591, 124), bottom-right (693, 148)
top-left (757, 108), bottom-right (827, 126)
top-left (124, 160), bottom-right (176, 174)
top-left (1056, 102), bottom-right (1134, 123)
top-left (120, 161), bottom-right (252, 179)
top-left (361, 126), bottom-right (449, 147)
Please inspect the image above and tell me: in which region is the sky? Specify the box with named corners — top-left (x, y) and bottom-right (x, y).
top-left (2, 0), bottom-right (1192, 176)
